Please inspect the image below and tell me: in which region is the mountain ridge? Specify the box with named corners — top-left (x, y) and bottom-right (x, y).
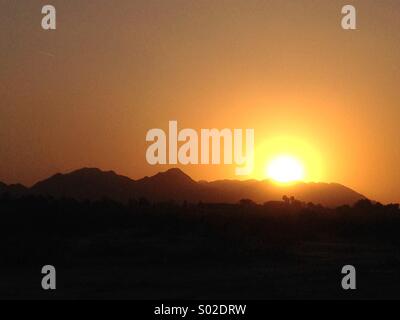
top-left (0, 167), bottom-right (366, 207)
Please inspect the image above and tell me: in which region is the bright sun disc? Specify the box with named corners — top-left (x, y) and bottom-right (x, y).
top-left (266, 155), bottom-right (305, 183)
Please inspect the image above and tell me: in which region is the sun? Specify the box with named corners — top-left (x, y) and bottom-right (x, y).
top-left (266, 155), bottom-right (305, 183)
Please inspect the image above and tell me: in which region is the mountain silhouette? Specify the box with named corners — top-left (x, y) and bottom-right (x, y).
top-left (0, 181), bottom-right (28, 197)
top-left (201, 179), bottom-right (365, 207)
top-left (1, 168), bottom-right (365, 207)
top-left (31, 168), bottom-right (136, 202)
top-left (0, 181), bottom-right (7, 193)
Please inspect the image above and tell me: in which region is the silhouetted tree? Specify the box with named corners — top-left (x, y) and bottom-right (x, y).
top-left (282, 195), bottom-right (290, 204)
top-left (354, 199), bottom-right (373, 210)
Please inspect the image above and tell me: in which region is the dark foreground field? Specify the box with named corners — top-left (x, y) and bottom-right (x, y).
top-left (1, 195), bottom-right (400, 299)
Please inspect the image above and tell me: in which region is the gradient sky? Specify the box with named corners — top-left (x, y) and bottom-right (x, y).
top-left (1, 0), bottom-right (400, 203)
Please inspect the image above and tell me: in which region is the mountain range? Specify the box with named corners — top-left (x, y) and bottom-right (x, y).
top-left (0, 168), bottom-right (365, 207)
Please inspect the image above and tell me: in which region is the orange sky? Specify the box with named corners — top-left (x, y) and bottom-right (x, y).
top-left (1, 0), bottom-right (400, 203)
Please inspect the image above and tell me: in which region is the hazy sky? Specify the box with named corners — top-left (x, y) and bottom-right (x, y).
top-left (1, 0), bottom-right (400, 203)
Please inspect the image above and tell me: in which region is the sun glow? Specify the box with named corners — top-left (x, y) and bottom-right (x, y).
top-left (266, 155), bottom-right (305, 183)
top-left (252, 136), bottom-right (323, 183)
